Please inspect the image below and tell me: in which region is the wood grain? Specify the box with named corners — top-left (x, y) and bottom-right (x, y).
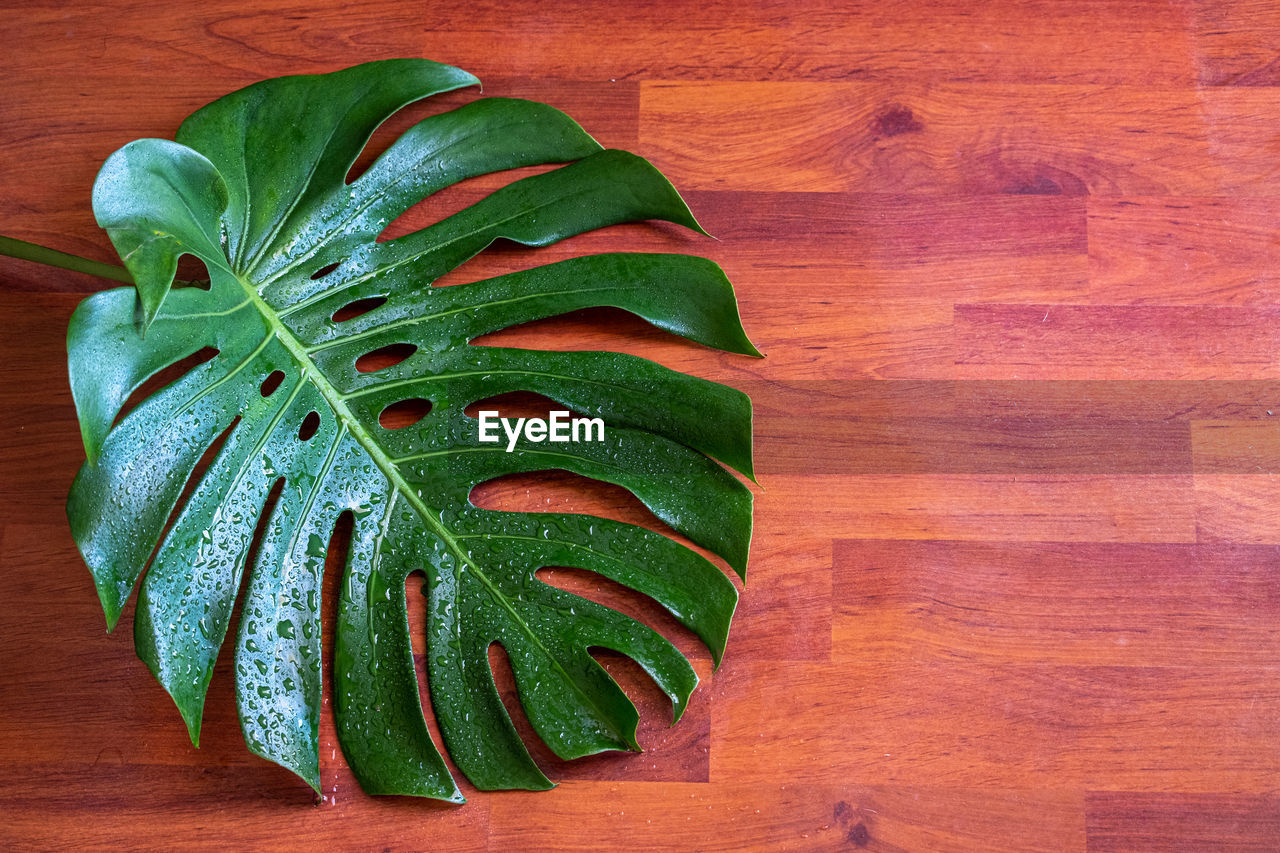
top-left (4, 0), bottom-right (1280, 850)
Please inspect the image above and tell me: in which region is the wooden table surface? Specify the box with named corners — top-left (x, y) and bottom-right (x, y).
top-left (4, 1), bottom-right (1280, 850)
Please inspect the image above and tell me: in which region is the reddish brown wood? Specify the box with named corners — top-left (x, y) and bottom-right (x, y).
top-left (4, 0), bottom-right (1280, 849)
top-left (1085, 793), bottom-right (1280, 852)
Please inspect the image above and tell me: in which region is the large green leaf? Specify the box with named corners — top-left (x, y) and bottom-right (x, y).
top-left (68, 59), bottom-right (758, 802)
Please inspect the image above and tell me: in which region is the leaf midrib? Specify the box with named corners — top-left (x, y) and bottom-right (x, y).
top-left (235, 272), bottom-right (485, 588)
top-left (233, 271), bottom-right (632, 750)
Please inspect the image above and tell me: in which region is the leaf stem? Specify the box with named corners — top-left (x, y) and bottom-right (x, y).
top-left (0, 235), bottom-right (133, 283)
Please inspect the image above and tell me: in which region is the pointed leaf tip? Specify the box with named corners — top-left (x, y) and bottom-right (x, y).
top-left (182, 705), bottom-right (202, 749)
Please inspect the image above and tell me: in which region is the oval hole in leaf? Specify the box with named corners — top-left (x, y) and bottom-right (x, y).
top-left (331, 295), bottom-right (388, 323)
top-left (175, 255), bottom-right (212, 289)
top-left (355, 343), bottom-right (417, 374)
top-left (310, 262), bottom-right (342, 280)
top-left (259, 370), bottom-right (285, 397)
top-left (298, 411), bottom-right (321, 441)
top-left (379, 398), bottom-right (432, 430)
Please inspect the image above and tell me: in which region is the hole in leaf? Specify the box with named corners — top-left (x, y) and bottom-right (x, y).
top-left (310, 262), bottom-right (342, 280)
top-left (114, 346), bottom-right (219, 427)
top-left (343, 92), bottom-right (473, 185)
top-left (319, 509), bottom-right (353, 792)
top-left (581, 647), bottom-right (711, 781)
top-left (463, 391), bottom-right (571, 422)
top-left (470, 306), bottom-right (680, 358)
top-left (428, 239), bottom-right (574, 289)
top-left (379, 398), bottom-right (432, 430)
top-left (469, 471), bottom-right (738, 584)
top-left (259, 370), bottom-right (285, 398)
top-left (404, 570), bottom-right (469, 787)
top-left (534, 567), bottom-right (707, 665)
top-left (175, 254), bottom-right (212, 288)
top-left (322, 512), bottom-right (354, 650)
top-left (199, 477), bottom-right (285, 785)
top-left (134, 415), bottom-right (241, 599)
top-left (484, 638), bottom-right (709, 782)
top-left (331, 296), bottom-right (387, 323)
top-left (405, 570), bottom-right (428, 654)
top-left (298, 411), bottom-right (321, 441)
top-left (485, 641), bottom-right (558, 759)
top-left (377, 163), bottom-right (563, 244)
top-left (355, 343), bottom-right (417, 373)
top-left (469, 471), bottom-right (663, 530)
top-left (244, 477), bottom-right (287, 580)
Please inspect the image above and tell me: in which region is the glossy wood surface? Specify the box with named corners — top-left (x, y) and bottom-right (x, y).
top-left (3, 1), bottom-right (1280, 850)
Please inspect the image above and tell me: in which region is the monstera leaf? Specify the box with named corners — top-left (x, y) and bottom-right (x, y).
top-left (66, 59), bottom-right (758, 802)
